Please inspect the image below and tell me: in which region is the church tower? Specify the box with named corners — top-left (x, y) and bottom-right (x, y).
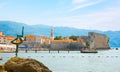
top-left (50, 26), bottom-right (54, 40)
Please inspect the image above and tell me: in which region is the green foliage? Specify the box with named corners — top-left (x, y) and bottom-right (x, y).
top-left (54, 36), bottom-right (63, 40)
top-left (54, 35), bottom-right (79, 40)
top-left (69, 35), bottom-right (79, 40)
top-left (86, 41), bottom-right (90, 47)
top-left (107, 37), bottom-right (110, 43)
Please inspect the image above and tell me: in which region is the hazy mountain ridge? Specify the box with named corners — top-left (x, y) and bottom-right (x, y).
top-left (0, 21), bottom-right (120, 47)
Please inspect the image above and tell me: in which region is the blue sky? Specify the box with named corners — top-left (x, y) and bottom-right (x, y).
top-left (0, 0), bottom-right (120, 31)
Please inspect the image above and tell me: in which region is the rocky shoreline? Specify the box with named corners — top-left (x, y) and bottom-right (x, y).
top-left (0, 57), bottom-right (52, 72)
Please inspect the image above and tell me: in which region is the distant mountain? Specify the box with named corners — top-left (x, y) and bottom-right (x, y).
top-left (0, 21), bottom-right (120, 47)
top-left (103, 31), bottom-right (120, 47)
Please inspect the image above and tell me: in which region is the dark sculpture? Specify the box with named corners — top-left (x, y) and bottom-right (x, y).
top-left (11, 27), bottom-right (24, 56)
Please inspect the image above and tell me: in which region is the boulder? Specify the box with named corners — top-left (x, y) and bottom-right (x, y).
top-left (4, 57), bottom-right (52, 72)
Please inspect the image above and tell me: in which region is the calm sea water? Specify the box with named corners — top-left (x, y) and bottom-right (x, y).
top-left (0, 49), bottom-right (120, 72)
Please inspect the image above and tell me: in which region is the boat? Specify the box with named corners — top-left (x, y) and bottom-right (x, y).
top-left (81, 49), bottom-right (98, 53)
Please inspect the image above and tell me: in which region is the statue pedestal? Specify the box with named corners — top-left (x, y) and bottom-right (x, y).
top-left (4, 57), bottom-right (52, 72)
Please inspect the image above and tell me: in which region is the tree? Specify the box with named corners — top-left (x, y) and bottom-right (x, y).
top-left (86, 41), bottom-right (90, 47)
top-left (69, 35), bottom-right (79, 40)
top-left (107, 37), bottom-right (110, 43)
top-left (54, 36), bottom-right (63, 40)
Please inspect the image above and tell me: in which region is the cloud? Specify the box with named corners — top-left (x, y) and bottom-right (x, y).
top-left (45, 8), bottom-right (120, 31)
top-left (72, 0), bottom-right (86, 4)
top-left (70, 0), bottom-right (103, 12)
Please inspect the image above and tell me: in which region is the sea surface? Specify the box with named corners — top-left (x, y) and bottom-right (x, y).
top-left (0, 48), bottom-right (120, 72)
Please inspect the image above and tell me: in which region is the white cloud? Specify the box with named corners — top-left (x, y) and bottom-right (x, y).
top-left (72, 0), bottom-right (87, 4)
top-left (45, 8), bottom-right (120, 31)
top-left (70, 0), bottom-right (103, 12)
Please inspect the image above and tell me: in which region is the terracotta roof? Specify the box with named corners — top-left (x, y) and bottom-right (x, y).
top-left (77, 39), bottom-right (85, 44)
top-left (0, 35), bottom-right (6, 38)
top-left (6, 36), bottom-right (15, 40)
top-left (52, 40), bottom-right (77, 43)
top-left (26, 35), bottom-right (36, 39)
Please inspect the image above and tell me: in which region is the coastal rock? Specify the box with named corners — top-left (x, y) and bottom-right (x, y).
top-left (4, 57), bottom-right (52, 72)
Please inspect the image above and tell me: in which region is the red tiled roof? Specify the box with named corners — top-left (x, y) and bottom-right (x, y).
top-left (26, 35), bottom-right (36, 39)
top-left (6, 36), bottom-right (15, 40)
top-left (52, 40), bottom-right (77, 43)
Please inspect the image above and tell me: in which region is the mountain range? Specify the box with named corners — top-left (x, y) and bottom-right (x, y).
top-left (0, 21), bottom-right (120, 47)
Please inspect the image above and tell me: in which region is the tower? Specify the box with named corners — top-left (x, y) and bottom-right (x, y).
top-left (0, 32), bottom-right (5, 36)
top-left (50, 26), bottom-right (54, 40)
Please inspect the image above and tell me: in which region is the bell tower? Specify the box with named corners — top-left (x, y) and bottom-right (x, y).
top-left (51, 26), bottom-right (54, 40)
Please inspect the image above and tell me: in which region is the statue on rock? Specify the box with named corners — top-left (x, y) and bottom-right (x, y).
top-left (11, 27), bottom-right (24, 57)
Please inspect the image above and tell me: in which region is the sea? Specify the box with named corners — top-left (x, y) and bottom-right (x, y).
top-left (0, 48), bottom-right (120, 72)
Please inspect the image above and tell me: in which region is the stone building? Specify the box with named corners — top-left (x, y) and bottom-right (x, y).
top-left (51, 39), bottom-right (77, 50)
top-left (0, 32), bottom-right (7, 44)
top-left (78, 32), bottom-right (110, 50)
top-left (0, 32), bottom-right (16, 52)
top-left (6, 36), bottom-right (15, 45)
top-left (23, 35), bottom-right (36, 50)
top-left (77, 36), bottom-right (89, 46)
top-left (23, 35), bottom-right (51, 50)
top-left (89, 32), bottom-right (110, 49)
top-left (40, 36), bottom-right (51, 45)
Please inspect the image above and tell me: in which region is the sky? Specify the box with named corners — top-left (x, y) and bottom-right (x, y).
top-left (0, 0), bottom-right (120, 31)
